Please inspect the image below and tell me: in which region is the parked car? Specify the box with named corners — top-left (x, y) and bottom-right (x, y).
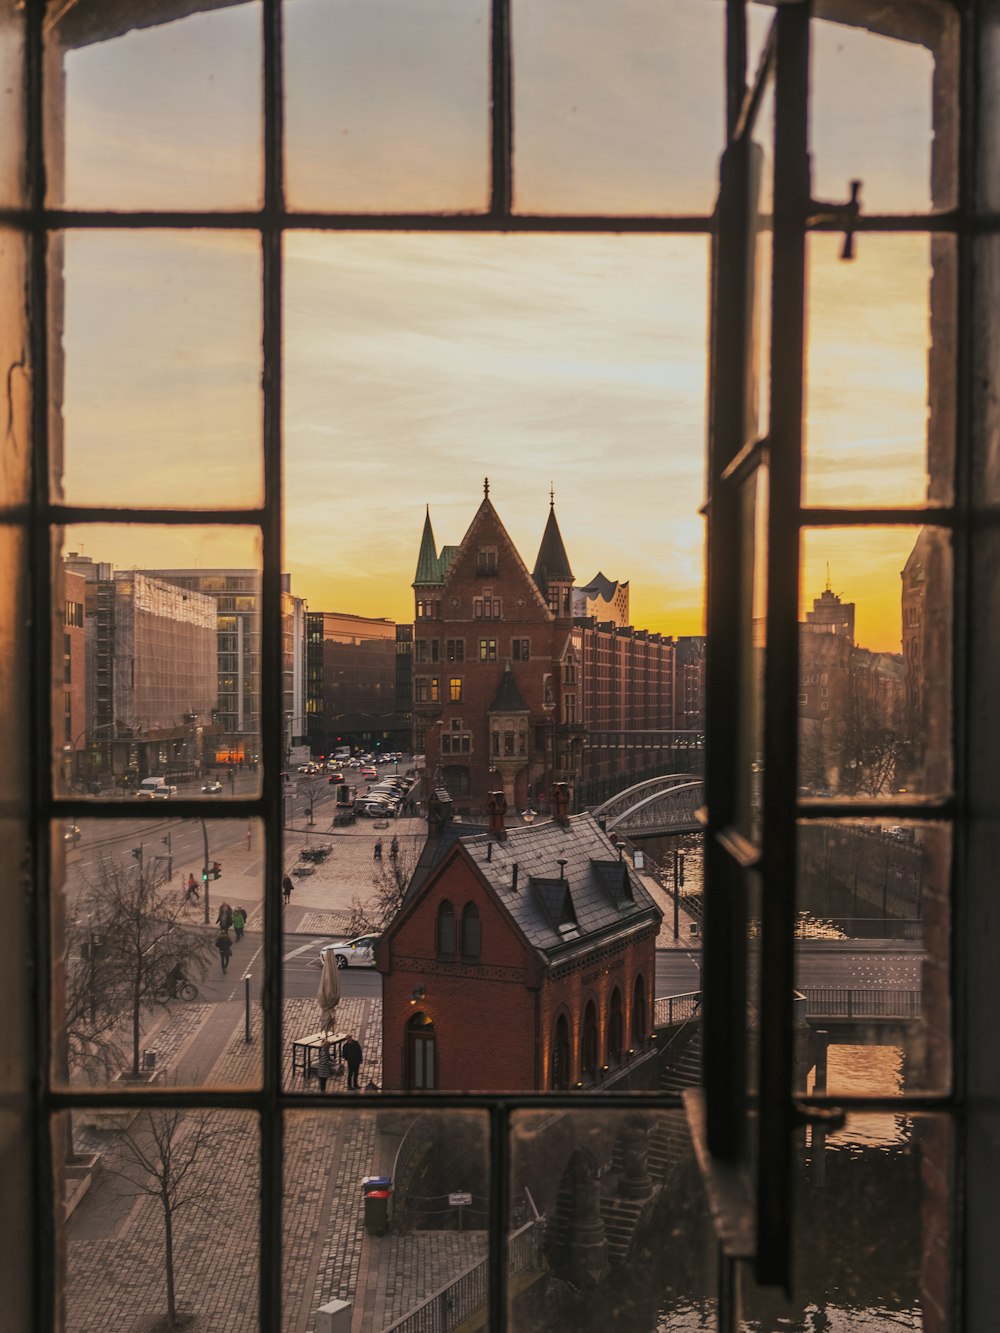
top-left (356, 799), bottom-right (394, 818)
top-left (319, 935), bottom-right (379, 969)
top-left (201, 780), bottom-right (224, 794)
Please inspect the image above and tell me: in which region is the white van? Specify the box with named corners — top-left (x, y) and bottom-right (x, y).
top-left (136, 777), bottom-right (177, 799)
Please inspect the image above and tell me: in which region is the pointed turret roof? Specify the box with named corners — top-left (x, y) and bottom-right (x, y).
top-left (488, 661), bottom-right (530, 714)
top-left (414, 507), bottom-right (442, 586)
top-left (532, 497), bottom-right (574, 597)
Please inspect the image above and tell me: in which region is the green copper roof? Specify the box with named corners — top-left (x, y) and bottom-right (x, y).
top-left (414, 507), bottom-right (442, 585)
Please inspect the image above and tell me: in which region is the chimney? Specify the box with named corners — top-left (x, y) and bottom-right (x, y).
top-left (511, 863), bottom-right (519, 893)
top-left (557, 858), bottom-right (567, 880)
top-left (551, 781), bottom-right (570, 827)
top-left (487, 789), bottom-right (507, 840)
top-left (486, 841), bottom-right (493, 862)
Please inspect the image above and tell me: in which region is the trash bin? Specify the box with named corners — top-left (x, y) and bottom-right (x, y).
top-left (361, 1176), bottom-right (392, 1237)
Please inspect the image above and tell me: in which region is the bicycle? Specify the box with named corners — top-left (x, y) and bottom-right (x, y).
top-left (154, 979), bottom-right (199, 1003)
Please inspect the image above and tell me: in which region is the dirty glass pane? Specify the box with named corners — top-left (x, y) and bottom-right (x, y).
top-left (512, 0), bottom-right (725, 216)
top-left (798, 527), bottom-right (952, 800)
top-left (50, 816), bottom-right (265, 1090)
top-left (53, 231), bottom-right (262, 510)
top-left (805, 235), bottom-right (955, 508)
top-left (285, 0), bottom-right (489, 213)
top-left (0, 0), bottom-right (24, 209)
top-left (811, 5), bottom-right (959, 216)
top-left (511, 1108), bottom-right (716, 1330)
top-left (48, 2), bottom-right (263, 212)
top-left (283, 1109), bottom-right (489, 1327)
top-left (55, 525), bottom-right (263, 799)
top-left (796, 820), bottom-right (950, 1095)
top-left (741, 1114), bottom-right (952, 1329)
top-left (58, 1109), bottom-right (259, 1329)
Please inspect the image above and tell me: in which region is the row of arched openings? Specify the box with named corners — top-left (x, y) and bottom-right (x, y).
top-left (550, 974), bottom-right (648, 1090)
top-left (436, 900), bottom-right (481, 964)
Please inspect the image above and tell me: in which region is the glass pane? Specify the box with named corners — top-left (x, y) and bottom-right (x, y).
top-left (284, 1108), bottom-right (489, 1325)
top-left (796, 820), bottom-right (950, 1094)
top-left (55, 525), bottom-right (264, 799)
top-left (53, 231), bottom-right (263, 510)
top-left (51, 816), bottom-right (265, 1089)
top-left (59, 1109), bottom-right (260, 1327)
top-left (0, 0), bottom-right (24, 209)
top-left (799, 527), bottom-right (952, 800)
top-left (511, 1108), bottom-right (716, 1329)
top-left (284, 0), bottom-right (490, 214)
top-left (751, 79), bottom-right (774, 447)
top-left (741, 1114), bottom-right (953, 1328)
top-left (811, 6), bottom-right (959, 216)
top-left (512, 0), bottom-right (724, 216)
top-left (284, 232), bottom-right (708, 649)
top-left (805, 235), bottom-right (955, 508)
top-left (49, 3), bottom-right (263, 211)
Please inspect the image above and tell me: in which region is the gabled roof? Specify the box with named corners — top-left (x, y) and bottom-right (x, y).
top-left (456, 812), bottom-right (660, 961)
top-left (438, 496), bottom-right (551, 616)
top-left (414, 507), bottom-right (442, 586)
top-left (532, 501), bottom-right (574, 596)
top-left (488, 661), bottom-right (529, 714)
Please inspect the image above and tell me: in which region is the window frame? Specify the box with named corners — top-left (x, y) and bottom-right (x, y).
top-left (23, 1), bottom-right (977, 1330)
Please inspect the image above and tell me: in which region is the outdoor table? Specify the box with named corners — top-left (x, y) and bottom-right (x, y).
top-left (292, 1030), bottom-right (346, 1081)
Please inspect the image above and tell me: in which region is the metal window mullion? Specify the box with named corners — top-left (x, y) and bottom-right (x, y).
top-left (260, 0), bottom-right (285, 1328)
top-left (490, 0), bottom-right (513, 217)
top-left (757, 0), bottom-right (809, 1289)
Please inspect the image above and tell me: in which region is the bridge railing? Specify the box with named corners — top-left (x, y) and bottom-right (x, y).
top-left (800, 988), bottom-right (922, 1019)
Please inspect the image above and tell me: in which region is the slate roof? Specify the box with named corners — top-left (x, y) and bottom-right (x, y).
top-left (456, 812), bottom-right (661, 963)
top-left (531, 502), bottom-right (574, 596)
top-left (488, 661), bottom-right (529, 714)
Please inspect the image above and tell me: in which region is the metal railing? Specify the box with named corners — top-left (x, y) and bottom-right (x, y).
top-left (654, 991), bottom-right (703, 1027)
top-left (800, 988), bottom-right (922, 1019)
top-left (382, 1213), bottom-right (543, 1333)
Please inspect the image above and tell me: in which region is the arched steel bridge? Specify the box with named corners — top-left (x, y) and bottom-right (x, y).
top-left (591, 773), bottom-right (704, 837)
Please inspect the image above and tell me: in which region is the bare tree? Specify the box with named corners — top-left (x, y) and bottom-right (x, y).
top-left (346, 843), bottom-right (420, 936)
top-left (66, 852), bottom-right (212, 1080)
top-left (102, 1106), bottom-right (243, 1329)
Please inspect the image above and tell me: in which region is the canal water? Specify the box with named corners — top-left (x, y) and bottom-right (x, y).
top-left (639, 832), bottom-right (923, 1331)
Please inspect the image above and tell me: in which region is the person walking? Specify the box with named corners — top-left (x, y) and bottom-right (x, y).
top-left (232, 906), bottom-right (246, 941)
top-left (185, 872), bottom-right (200, 903)
top-left (373, 838), bottom-right (383, 861)
top-left (316, 1037), bottom-right (333, 1093)
top-left (389, 835), bottom-right (399, 860)
top-left (342, 1033), bottom-right (363, 1091)
top-left (217, 901), bottom-right (233, 932)
top-left (215, 928), bottom-right (232, 975)
top-left (282, 874), bottom-right (293, 905)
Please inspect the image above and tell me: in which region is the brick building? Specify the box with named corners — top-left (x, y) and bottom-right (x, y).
top-left (377, 793), bottom-right (662, 1092)
top-left (411, 487), bottom-right (681, 811)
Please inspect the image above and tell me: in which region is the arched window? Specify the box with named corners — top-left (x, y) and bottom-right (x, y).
top-left (461, 902), bottom-right (481, 963)
top-left (551, 1014), bottom-right (570, 1091)
top-left (406, 1012), bottom-right (436, 1090)
top-left (581, 1000), bottom-right (599, 1081)
top-left (632, 974), bottom-right (647, 1049)
top-left (442, 765), bottom-right (470, 798)
top-left (608, 988), bottom-right (623, 1064)
top-left (436, 900), bottom-right (456, 960)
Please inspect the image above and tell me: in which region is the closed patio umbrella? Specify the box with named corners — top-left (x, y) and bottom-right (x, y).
top-left (317, 947), bottom-right (341, 1032)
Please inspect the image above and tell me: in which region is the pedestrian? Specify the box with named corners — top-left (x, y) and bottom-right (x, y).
top-left (185, 872), bottom-right (199, 903)
top-left (342, 1033), bottom-right (363, 1091)
top-left (373, 838), bottom-right (382, 861)
top-left (316, 1037), bottom-right (333, 1093)
top-left (282, 874), bottom-right (293, 905)
top-left (215, 928), bottom-right (232, 975)
top-left (232, 906), bottom-right (246, 941)
top-left (389, 835), bottom-right (399, 859)
top-left (217, 901), bottom-right (233, 932)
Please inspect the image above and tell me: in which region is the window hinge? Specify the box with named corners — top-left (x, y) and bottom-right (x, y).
top-left (807, 179), bottom-right (862, 259)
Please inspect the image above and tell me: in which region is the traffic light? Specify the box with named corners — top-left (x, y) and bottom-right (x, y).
top-left (211, 861), bottom-right (222, 880)
top-left (202, 869), bottom-right (209, 884)
top-left (131, 847), bottom-right (142, 862)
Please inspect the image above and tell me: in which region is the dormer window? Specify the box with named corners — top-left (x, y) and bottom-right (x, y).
top-left (476, 547), bottom-right (497, 577)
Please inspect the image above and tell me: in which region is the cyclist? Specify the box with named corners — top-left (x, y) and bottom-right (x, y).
top-left (164, 963), bottom-right (185, 998)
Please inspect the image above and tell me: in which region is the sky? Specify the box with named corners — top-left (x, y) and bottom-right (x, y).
top-left (53, 0), bottom-right (943, 654)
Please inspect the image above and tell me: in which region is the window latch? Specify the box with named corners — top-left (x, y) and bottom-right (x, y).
top-left (792, 1101), bottom-right (847, 1132)
top-left (807, 179), bottom-right (862, 260)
